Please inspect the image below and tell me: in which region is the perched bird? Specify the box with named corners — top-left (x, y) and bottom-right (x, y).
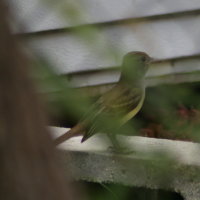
top-left (54, 51), bottom-right (152, 147)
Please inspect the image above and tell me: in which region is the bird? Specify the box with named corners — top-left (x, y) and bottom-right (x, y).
top-left (54, 51), bottom-right (152, 148)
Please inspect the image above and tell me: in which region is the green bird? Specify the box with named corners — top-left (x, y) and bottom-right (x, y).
top-left (54, 51), bottom-right (152, 148)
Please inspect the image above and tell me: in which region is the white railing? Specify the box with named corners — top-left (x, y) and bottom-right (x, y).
top-left (51, 126), bottom-right (200, 200)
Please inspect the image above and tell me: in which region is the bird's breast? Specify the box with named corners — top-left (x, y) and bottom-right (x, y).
top-left (120, 90), bottom-right (145, 125)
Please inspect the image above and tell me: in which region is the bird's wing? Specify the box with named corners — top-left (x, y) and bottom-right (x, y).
top-left (81, 85), bottom-right (144, 142)
top-left (99, 85), bottom-right (143, 113)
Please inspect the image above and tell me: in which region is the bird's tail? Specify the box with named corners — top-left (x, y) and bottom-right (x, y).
top-left (54, 123), bottom-right (85, 145)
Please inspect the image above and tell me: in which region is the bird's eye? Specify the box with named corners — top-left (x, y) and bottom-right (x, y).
top-left (141, 56), bottom-right (146, 62)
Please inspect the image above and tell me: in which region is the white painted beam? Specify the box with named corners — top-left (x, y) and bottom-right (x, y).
top-left (51, 126), bottom-right (200, 200)
top-left (67, 57), bottom-right (200, 88)
top-left (9, 0), bottom-right (200, 32)
top-left (28, 15), bottom-right (200, 74)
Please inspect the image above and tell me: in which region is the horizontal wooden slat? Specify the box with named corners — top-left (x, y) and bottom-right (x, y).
top-left (37, 57), bottom-right (200, 97)
top-left (28, 14), bottom-right (200, 74)
top-left (9, 0), bottom-right (200, 32)
top-left (68, 57), bottom-right (200, 87)
top-left (73, 70), bottom-right (200, 97)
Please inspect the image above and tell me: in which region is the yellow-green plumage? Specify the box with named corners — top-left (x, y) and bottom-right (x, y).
top-left (54, 51), bottom-right (152, 146)
top-left (121, 90), bottom-right (145, 124)
top-left (81, 51), bottom-right (152, 142)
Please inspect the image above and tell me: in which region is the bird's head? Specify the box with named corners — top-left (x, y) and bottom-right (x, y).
top-left (120, 51), bottom-right (152, 83)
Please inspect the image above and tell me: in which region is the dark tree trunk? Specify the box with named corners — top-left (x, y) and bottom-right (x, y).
top-left (0, 1), bottom-right (73, 199)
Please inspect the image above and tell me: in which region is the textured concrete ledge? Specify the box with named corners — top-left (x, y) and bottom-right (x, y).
top-left (51, 127), bottom-right (200, 200)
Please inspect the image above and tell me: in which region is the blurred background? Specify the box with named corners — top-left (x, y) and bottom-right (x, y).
top-left (7, 0), bottom-right (200, 199)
